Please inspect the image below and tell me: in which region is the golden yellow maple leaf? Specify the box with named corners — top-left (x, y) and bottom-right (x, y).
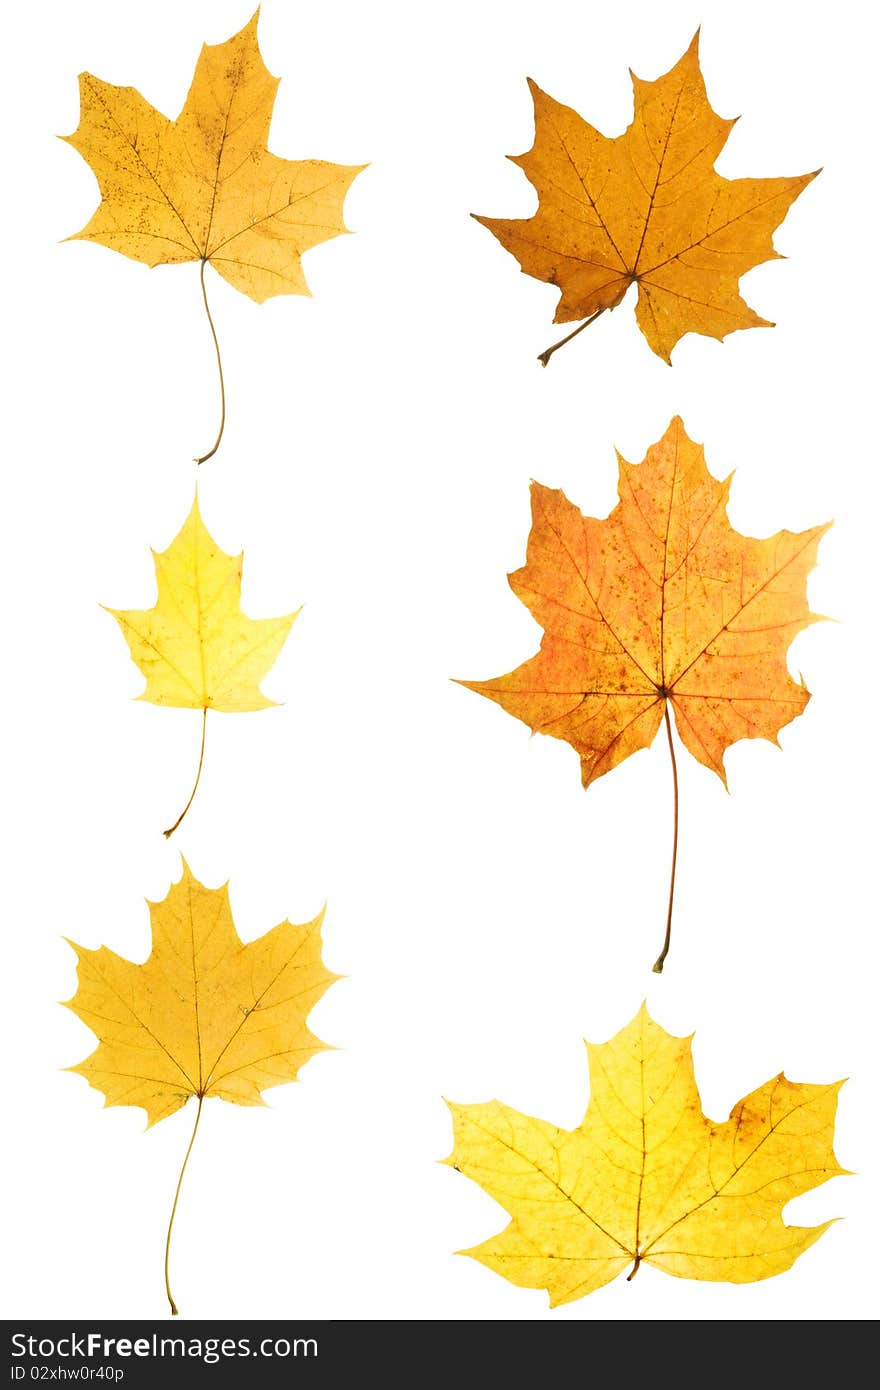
top-left (64, 10), bottom-right (362, 302)
top-left (65, 859), bottom-right (337, 1312)
top-left (106, 494), bottom-right (297, 833)
top-left (446, 1005), bottom-right (847, 1305)
top-left (460, 417), bottom-right (829, 968)
top-left (63, 10), bottom-right (364, 459)
top-left (475, 34), bottom-right (818, 364)
top-left (65, 860), bottom-right (335, 1125)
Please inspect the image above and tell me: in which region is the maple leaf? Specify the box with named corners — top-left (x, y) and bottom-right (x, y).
top-left (65, 860), bottom-right (334, 1123)
top-left (65, 859), bottom-right (337, 1313)
top-left (460, 417), bottom-right (829, 968)
top-left (475, 34), bottom-right (818, 364)
top-left (106, 494), bottom-right (298, 834)
top-left (446, 1004), bottom-right (847, 1306)
top-left (63, 9), bottom-right (364, 458)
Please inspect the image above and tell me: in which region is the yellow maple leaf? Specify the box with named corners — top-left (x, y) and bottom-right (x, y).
top-left (63, 9), bottom-right (364, 457)
top-left (460, 417), bottom-right (829, 968)
top-left (475, 34), bottom-right (818, 364)
top-left (65, 859), bottom-right (337, 1312)
top-left (106, 494), bottom-right (297, 834)
top-left (446, 1005), bottom-right (847, 1306)
top-left (65, 861), bottom-right (334, 1124)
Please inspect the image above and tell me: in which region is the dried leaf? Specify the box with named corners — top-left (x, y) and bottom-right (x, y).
top-left (461, 417), bottom-right (829, 790)
top-left (476, 35), bottom-right (817, 362)
top-left (107, 495), bottom-right (297, 714)
top-left (66, 861), bottom-right (335, 1124)
top-left (105, 494), bottom-right (297, 833)
top-left (64, 10), bottom-right (363, 302)
top-left (446, 1005), bottom-right (847, 1304)
top-left (65, 860), bottom-right (337, 1312)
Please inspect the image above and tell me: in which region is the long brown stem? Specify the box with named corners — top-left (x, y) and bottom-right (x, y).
top-left (164, 1095), bottom-right (204, 1317)
top-left (164, 707), bottom-right (208, 838)
top-left (537, 309), bottom-right (605, 367)
top-left (195, 259), bottom-right (226, 464)
top-left (653, 704), bottom-right (679, 974)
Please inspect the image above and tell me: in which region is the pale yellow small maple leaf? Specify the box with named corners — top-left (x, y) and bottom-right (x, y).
top-left (106, 494), bottom-right (297, 713)
top-left (105, 494), bottom-right (297, 833)
top-left (446, 1005), bottom-right (848, 1306)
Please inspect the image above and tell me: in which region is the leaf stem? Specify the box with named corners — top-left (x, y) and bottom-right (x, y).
top-left (164, 707), bottom-right (208, 839)
top-left (537, 309), bottom-right (605, 367)
top-left (165, 1095), bottom-right (204, 1317)
top-left (652, 703), bottom-right (679, 974)
top-left (195, 259), bottom-right (226, 464)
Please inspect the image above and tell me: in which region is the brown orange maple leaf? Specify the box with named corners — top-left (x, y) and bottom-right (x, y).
top-left (475, 34), bottom-right (818, 364)
top-left (460, 417), bottom-right (829, 969)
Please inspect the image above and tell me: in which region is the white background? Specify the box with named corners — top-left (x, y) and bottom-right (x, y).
top-left (1, 0), bottom-right (877, 1323)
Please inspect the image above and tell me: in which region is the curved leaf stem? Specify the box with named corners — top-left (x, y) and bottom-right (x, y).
top-left (652, 703), bottom-right (679, 974)
top-left (165, 1095), bottom-right (204, 1317)
top-left (537, 309), bottom-right (605, 367)
top-left (195, 259), bottom-right (226, 464)
top-left (164, 707), bottom-right (208, 839)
